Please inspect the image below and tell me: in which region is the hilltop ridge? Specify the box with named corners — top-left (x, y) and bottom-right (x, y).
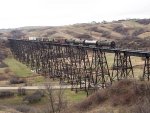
top-left (0, 19), bottom-right (150, 50)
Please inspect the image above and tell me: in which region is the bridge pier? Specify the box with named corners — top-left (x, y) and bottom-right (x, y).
top-left (112, 52), bottom-right (134, 81)
top-left (143, 57), bottom-right (150, 81)
top-left (90, 48), bottom-right (112, 89)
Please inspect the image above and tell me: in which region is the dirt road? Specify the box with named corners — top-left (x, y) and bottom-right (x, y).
top-left (0, 85), bottom-right (72, 90)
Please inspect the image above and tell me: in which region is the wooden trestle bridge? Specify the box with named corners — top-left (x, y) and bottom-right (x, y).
top-left (8, 39), bottom-right (150, 93)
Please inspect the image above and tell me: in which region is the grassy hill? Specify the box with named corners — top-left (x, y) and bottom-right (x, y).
top-left (64, 79), bottom-right (150, 113)
top-left (0, 19), bottom-right (150, 50)
top-left (0, 19), bottom-right (150, 113)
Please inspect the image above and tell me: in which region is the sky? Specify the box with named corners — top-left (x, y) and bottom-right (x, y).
top-left (0, 0), bottom-right (150, 28)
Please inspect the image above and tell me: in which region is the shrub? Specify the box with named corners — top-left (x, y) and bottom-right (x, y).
top-left (23, 94), bottom-right (41, 104)
top-left (113, 25), bottom-right (129, 35)
top-left (71, 80), bottom-right (150, 113)
top-left (130, 98), bottom-right (150, 113)
top-left (133, 82), bottom-right (150, 97)
top-left (33, 90), bottom-right (44, 97)
top-left (0, 74), bottom-right (7, 81)
top-left (89, 90), bottom-right (107, 104)
top-left (76, 98), bottom-right (92, 111)
top-left (63, 30), bottom-right (80, 37)
top-left (15, 105), bottom-right (31, 113)
top-left (23, 90), bottom-right (43, 104)
top-left (136, 19), bottom-right (150, 25)
top-left (18, 87), bottom-right (26, 96)
top-left (76, 90), bottom-right (107, 111)
top-left (132, 28), bottom-right (145, 36)
top-left (0, 91), bottom-right (14, 98)
top-left (10, 77), bottom-right (26, 84)
top-left (4, 68), bottom-right (11, 73)
top-left (0, 62), bottom-right (8, 68)
top-left (77, 33), bottom-right (92, 40)
top-left (88, 27), bottom-right (104, 33)
top-left (111, 90), bottom-right (135, 106)
top-left (101, 31), bottom-right (111, 38)
top-left (108, 80), bottom-right (136, 106)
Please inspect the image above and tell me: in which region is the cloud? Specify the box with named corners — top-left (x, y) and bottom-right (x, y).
top-left (0, 0), bottom-right (150, 28)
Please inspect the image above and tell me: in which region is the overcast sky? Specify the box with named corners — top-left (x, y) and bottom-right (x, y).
top-left (0, 0), bottom-right (150, 28)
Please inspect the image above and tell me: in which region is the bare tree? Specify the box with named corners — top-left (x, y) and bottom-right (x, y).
top-left (43, 83), bottom-right (67, 113)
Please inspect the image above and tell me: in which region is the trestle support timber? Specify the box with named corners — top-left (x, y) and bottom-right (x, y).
top-left (112, 52), bottom-right (134, 81)
top-left (8, 39), bottom-right (150, 94)
top-left (143, 57), bottom-right (150, 81)
top-left (90, 49), bottom-right (112, 89)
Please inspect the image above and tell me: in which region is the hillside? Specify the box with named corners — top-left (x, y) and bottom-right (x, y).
top-left (0, 19), bottom-right (150, 50)
top-left (64, 80), bottom-right (150, 113)
top-left (0, 19), bottom-right (150, 113)
top-left (0, 40), bottom-right (10, 62)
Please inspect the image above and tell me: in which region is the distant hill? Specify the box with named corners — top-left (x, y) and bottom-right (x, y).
top-left (0, 18), bottom-right (150, 50)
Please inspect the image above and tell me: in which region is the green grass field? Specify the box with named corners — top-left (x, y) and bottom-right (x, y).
top-left (3, 58), bottom-right (33, 77)
top-left (0, 90), bottom-right (87, 108)
top-left (65, 90), bottom-right (87, 102)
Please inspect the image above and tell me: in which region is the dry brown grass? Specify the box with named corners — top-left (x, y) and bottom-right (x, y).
top-left (1, 19), bottom-right (150, 53)
top-left (64, 79), bottom-right (150, 113)
top-left (4, 68), bottom-right (11, 73)
top-left (0, 67), bottom-right (15, 82)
